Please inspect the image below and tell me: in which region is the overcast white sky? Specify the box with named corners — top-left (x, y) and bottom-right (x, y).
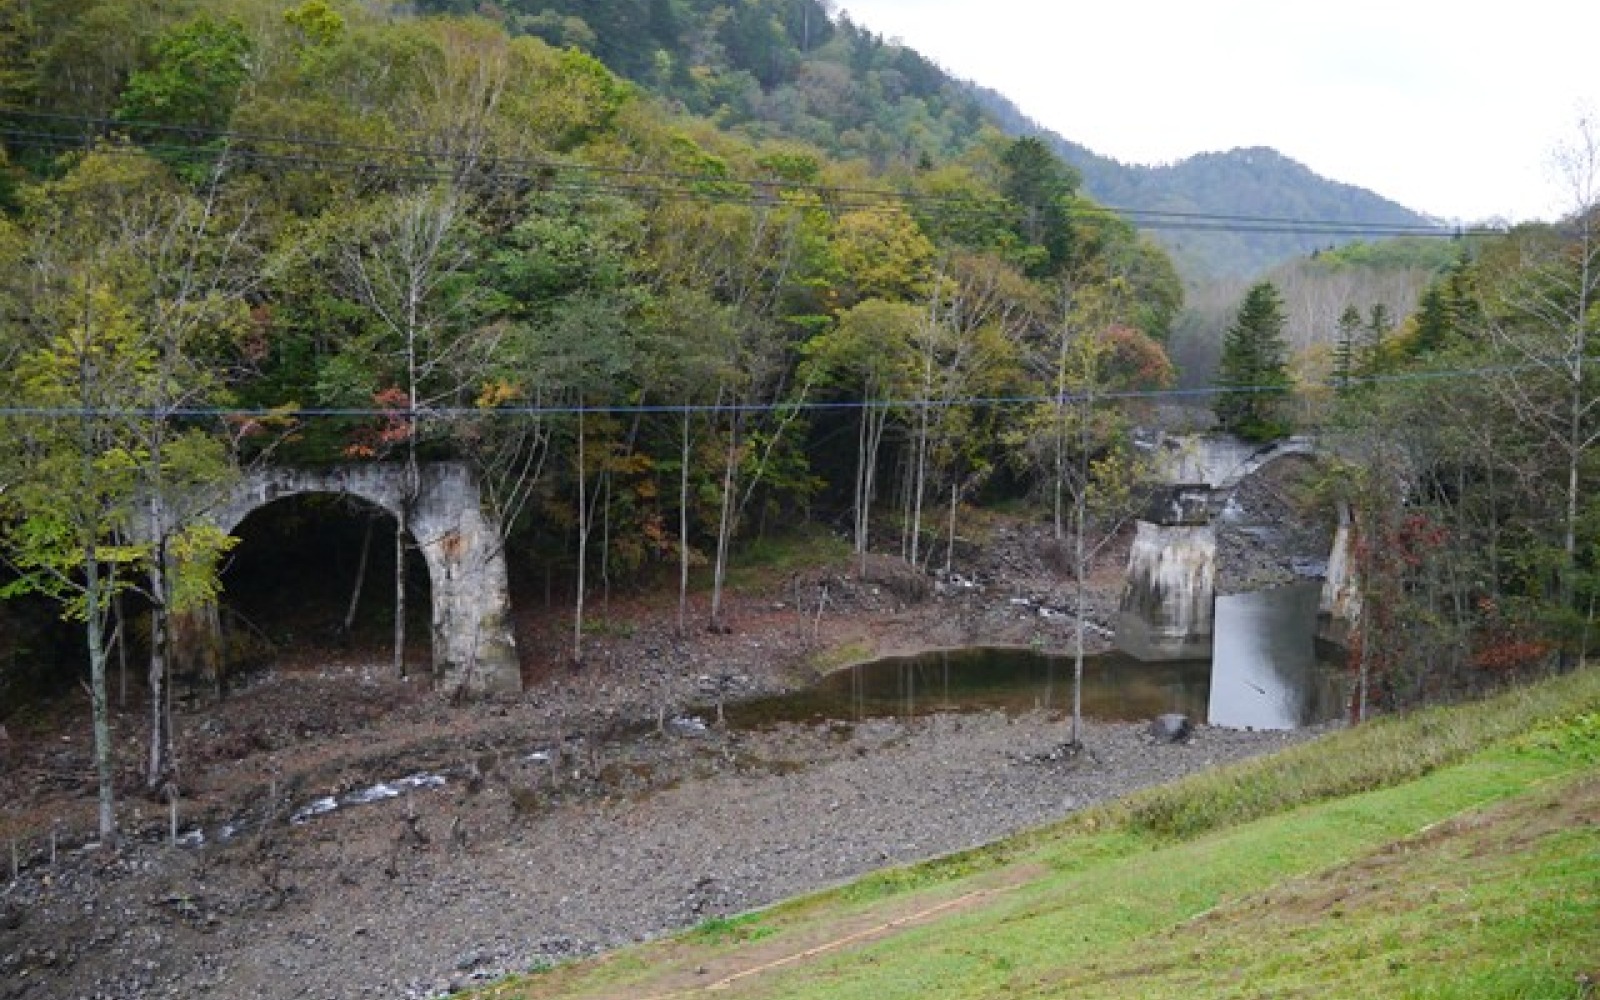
top-left (838, 1), bottom-right (1598, 223)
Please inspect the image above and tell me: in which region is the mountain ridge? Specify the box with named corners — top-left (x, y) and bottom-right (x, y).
top-left (407, 0), bottom-right (1442, 279)
top-left (971, 87), bottom-right (1440, 279)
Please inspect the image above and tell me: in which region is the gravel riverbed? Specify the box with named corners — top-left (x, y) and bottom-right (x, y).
top-left (2, 699), bottom-right (1322, 1000)
top-left (2, 510), bottom-right (1340, 999)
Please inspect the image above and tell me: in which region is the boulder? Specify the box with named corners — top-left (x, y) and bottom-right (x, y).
top-left (1149, 713), bottom-right (1193, 743)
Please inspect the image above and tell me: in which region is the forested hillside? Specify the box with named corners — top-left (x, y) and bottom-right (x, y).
top-left (411, 0), bottom-right (1442, 280)
top-left (1169, 237), bottom-right (1454, 388)
top-left (0, 0), bottom-right (1190, 829)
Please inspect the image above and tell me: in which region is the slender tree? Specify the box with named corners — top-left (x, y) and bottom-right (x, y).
top-left (1475, 117), bottom-right (1600, 648)
top-left (0, 287), bottom-right (149, 843)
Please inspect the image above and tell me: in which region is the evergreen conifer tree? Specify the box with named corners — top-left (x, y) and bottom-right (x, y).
top-left (1333, 303), bottom-right (1363, 391)
top-left (1212, 280), bottom-right (1291, 440)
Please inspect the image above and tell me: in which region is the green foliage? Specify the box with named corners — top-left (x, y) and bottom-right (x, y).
top-left (1313, 236), bottom-right (1461, 271)
top-left (0, 0), bottom-right (1199, 660)
top-left (1515, 710), bottom-right (1600, 762)
top-left (1331, 303), bottom-right (1362, 388)
top-left (689, 913), bottom-right (775, 945)
top-left (998, 136), bottom-right (1079, 277)
top-left (829, 207), bottom-right (935, 305)
top-left (116, 13), bottom-right (254, 177)
top-left (1397, 253), bottom-right (1482, 357)
top-left (1213, 280), bottom-right (1292, 440)
top-left (282, 0), bottom-right (344, 49)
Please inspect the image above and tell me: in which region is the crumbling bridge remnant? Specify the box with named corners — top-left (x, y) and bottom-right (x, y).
top-left (207, 462), bottom-right (520, 695)
top-left (1117, 434), bottom-right (1343, 661)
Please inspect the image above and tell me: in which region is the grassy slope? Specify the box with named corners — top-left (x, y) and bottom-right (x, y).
top-left (473, 670), bottom-right (1600, 1000)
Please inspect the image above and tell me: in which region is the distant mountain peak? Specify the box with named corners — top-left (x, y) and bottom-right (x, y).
top-left (973, 95), bottom-right (1435, 280)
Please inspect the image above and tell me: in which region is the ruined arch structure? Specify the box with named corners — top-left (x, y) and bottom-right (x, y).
top-left (1118, 433), bottom-right (1346, 661)
top-left (205, 462), bottom-right (520, 695)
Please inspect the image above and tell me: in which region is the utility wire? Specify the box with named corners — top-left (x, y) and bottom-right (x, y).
top-left (0, 361), bottom-right (1564, 421)
top-left (0, 111), bottom-right (1487, 239)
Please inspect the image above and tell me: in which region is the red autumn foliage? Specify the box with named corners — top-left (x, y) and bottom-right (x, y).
top-left (343, 387), bottom-right (414, 460)
top-left (1470, 597), bottom-right (1551, 672)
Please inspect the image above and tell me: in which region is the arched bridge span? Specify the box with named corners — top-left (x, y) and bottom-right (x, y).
top-left (1151, 433), bottom-right (1320, 498)
top-left (210, 462), bottom-right (519, 695)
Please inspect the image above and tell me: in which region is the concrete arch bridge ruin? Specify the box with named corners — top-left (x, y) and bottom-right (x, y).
top-left (189, 462), bottom-right (520, 696)
top-left (1117, 433), bottom-right (1355, 661)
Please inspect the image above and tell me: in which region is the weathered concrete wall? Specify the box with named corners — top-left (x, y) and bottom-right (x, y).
top-left (1318, 501), bottom-right (1361, 645)
top-left (1119, 432), bottom-right (1336, 662)
top-left (1116, 521), bottom-right (1216, 661)
top-left (208, 463), bottom-right (520, 696)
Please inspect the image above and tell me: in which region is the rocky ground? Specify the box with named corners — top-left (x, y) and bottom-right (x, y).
top-left (0, 508), bottom-right (1337, 1000)
top-left (1215, 454), bottom-right (1334, 596)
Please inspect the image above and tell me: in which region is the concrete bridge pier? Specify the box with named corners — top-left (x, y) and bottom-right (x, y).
top-left (1116, 516), bottom-right (1217, 661)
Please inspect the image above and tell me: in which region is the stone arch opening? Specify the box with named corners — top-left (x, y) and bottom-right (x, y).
top-left (197, 463), bottom-right (520, 695)
top-left (218, 493), bottom-right (434, 673)
top-left (1215, 450), bottom-right (1333, 592)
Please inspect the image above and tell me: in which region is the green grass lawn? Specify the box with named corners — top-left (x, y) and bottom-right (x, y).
top-left (472, 671), bottom-right (1600, 1000)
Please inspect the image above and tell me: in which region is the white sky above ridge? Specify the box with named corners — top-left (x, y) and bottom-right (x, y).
top-left (838, 0), bottom-right (1599, 223)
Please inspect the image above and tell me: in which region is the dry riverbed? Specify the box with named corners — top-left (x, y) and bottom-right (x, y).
top-left (0, 512), bottom-right (1336, 999)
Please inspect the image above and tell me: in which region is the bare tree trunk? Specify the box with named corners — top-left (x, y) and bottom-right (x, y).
top-left (1053, 334), bottom-right (1070, 541)
top-left (114, 593), bottom-right (128, 710)
top-left (910, 397), bottom-right (930, 567)
top-left (1070, 411), bottom-right (1089, 747)
top-left (709, 413), bottom-right (739, 631)
top-left (342, 511), bottom-right (376, 635)
top-left (678, 411), bottom-right (692, 635)
top-left (945, 479), bottom-right (958, 577)
top-left (898, 449), bottom-right (914, 561)
top-left (573, 408), bottom-right (588, 666)
top-left (393, 510), bottom-right (407, 678)
top-left (144, 415), bottom-right (175, 794)
top-left (84, 546), bottom-right (115, 843)
top-left (600, 467), bottom-right (613, 619)
top-left (854, 400), bottom-right (889, 576)
top-left (854, 403), bottom-right (872, 574)
top-left (146, 597), bottom-right (170, 794)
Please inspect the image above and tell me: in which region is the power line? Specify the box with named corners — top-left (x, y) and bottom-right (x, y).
top-left (0, 361), bottom-right (1560, 422)
top-left (0, 111), bottom-right (1489, 239)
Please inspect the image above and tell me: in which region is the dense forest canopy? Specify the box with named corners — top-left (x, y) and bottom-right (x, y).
top-left (0, 0), bottom-right (1187, 815)
top-left (425, 0), bottom-right (1443, 281)
top-left (0, 0), bottom-right (1595, 844)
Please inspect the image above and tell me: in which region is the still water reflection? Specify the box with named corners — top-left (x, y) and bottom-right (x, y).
top-left (721, 647), bottom-right (1212, 729)
top-left (1211, 582), bottom-right (1346, 729)
top-left (721, 584), bottom-right (1344, 731)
